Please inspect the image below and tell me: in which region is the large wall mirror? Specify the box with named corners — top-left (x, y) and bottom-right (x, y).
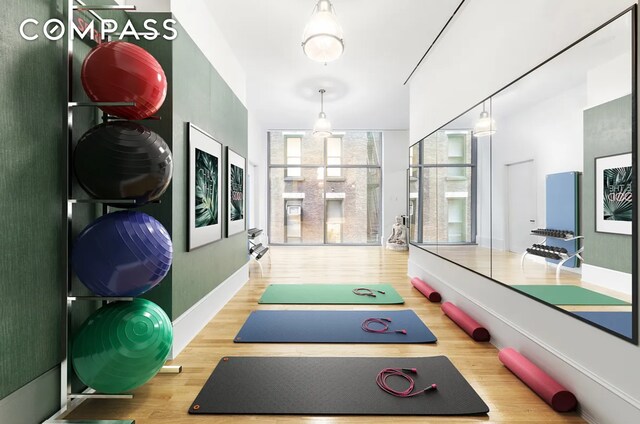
top-left (409, 6), bottom-right (637, 342)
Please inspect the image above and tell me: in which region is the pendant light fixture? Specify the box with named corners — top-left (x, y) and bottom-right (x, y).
top-left (313, 89), bottom-right (332, 137)
top-left (473, 102), bottom-right (497, 137)
top-left (302, 0), bottom-right (345, 64)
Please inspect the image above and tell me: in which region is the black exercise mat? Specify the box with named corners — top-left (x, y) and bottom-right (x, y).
top-left (189, 356), bottom-right (489, 415)
top-left (234, 310), bottom-right (437, 343)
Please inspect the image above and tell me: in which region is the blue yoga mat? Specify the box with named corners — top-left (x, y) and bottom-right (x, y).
top-left (573, 311), bottom-right (633, 338)
top-left (234, 310), bottom-right (437, 343)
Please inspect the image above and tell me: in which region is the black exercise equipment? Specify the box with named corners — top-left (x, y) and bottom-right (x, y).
top-left (189, 356), bottom-right (489, 415)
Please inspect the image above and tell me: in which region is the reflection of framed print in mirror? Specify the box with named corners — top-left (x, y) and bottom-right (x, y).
top-left (595, 153), bottom-right (632, 235)
top-left (188, 123), bottom-right (223, 251)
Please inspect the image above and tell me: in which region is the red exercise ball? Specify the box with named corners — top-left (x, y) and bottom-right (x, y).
top-left (81, 41), bottom-right (167, 120)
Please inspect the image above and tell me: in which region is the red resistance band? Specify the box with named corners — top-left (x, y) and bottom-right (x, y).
top-left (361, 317), bottom-right (407, 334)
top-left (376, 368), bottom-right (438, 398)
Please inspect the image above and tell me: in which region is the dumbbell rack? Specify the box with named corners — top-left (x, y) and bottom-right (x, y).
top-left (521, 229), bottom-right (584, 278)
top-left (248, 228), bottom-right (270, 277)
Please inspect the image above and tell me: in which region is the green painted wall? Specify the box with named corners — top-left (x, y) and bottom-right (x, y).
top-left (170, 20), bottom-right (249, 319)
top-left (127, 16), bottom-right (249, 320)
top-left (128, 13), bottom-right (175, 317)
top-left (583, 94), bottom-right (633, 273)
top-left (0, 10), bottom-right (247, 423)
top-left (0, 0), bottom-right (65, 403)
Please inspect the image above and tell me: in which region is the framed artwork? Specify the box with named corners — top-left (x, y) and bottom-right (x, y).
top-left (595, 152), bottom-right (633, 235)
top-left (188, 123), bottom-right (222, 250)
top-left (226, 147), bottom-right (246, 236)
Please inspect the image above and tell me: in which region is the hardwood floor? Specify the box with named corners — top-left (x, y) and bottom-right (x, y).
top-left (65, 246), bottom-right (585, 423)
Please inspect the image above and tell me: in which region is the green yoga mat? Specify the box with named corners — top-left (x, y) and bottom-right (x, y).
top-left (258, 284), bottom-right (404, 304)
top-left (512, 285), bottom-right (629, 305)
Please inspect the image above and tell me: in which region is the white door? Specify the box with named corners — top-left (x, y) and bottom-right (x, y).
top-left (506, 160), bottom-right (536, 253)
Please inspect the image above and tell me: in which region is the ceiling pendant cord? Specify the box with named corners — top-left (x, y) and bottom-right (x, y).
top-left (352, 287), bottom-right (385, 297)
top-left (376, 368), bottom-right (438, 397)
top-left (361, 318), bottom-right (407, 335)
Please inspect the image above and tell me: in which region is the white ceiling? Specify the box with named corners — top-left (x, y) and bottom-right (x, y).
top-left (204, 0), bottom-right (463, 130)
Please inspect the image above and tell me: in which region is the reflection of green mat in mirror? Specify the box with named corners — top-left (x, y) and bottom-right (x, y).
top-left (258, 284), bottom-right (404, 304)
top-left (512, 285), bottom-right (629, 305)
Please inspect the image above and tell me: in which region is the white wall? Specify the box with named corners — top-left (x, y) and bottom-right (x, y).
top-left (587, 52), bottom-right (633, 109)
top-left (409, 0), bottom-right (634, 143)
top-left (409, 1), bottom-right (640, 423)
top-left (170, 0), bottom-right (247, 106)
top-left (382, 131), bottom-right (409, 241)
top-left (491, 84), bottom-right (586, 248)
top-left (119, 0), bottom-right (247, 106)
top-left (118, 0), bottom-right (170, 12)
top-left (248, 112), bottom-right (268, 236)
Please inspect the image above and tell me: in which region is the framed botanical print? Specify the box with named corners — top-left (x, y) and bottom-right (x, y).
top-left (226, 147), bottom-right (246, 236)
top-left (188, 123), bottom-right (222, 250)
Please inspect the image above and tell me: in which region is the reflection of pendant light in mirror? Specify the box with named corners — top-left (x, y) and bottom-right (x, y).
top-left (302, 0), bottom-right (344, 63)
top-left (313, 89), bottom-right (332, 137)
top-left (473, 102), bottom-right (497, 137)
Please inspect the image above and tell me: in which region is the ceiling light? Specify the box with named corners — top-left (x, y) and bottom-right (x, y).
top-left (313, 89), bottom-right (332, 137)
top-left (473, 102), bottom-right (496, 137)
top-left (302, 0), bottom-right (344, 63)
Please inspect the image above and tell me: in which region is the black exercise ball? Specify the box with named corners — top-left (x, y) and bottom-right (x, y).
top-left (74, 122), bottom-right (173, 206)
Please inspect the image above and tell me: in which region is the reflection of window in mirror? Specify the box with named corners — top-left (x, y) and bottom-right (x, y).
top-left (446, 133), bottom-right (467, 178)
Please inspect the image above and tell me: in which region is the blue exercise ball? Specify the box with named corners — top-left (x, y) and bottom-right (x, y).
top-left (73, 121), bottom-right (173, 207)
top-left (72, 211), bottom-right (172, 297)
top-left (72, 298), bottom-right (173, 393)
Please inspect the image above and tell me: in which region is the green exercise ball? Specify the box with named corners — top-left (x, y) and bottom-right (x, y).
top-left (72, 299), bottom-right (172, 393)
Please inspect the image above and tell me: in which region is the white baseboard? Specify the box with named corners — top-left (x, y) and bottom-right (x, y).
top-left (170, 263), bottom-right (249, 359)
top-left (582, 263), bottom-right (632, 295)
top-left (476, 236), bottom-right (505, 250)
top-left (477, 236), bottom-right (491, 248)
top-left (407, 250), bottom-right (640, 423)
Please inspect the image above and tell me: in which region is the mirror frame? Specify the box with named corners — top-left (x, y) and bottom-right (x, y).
top-left (409, 5), bottom-right (638, 344)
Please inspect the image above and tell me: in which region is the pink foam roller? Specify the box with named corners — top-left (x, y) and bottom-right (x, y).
top-left (441, 302), bottom-right (490, 341)
top-left (499, 348), bottom-right (577, 412)
top-left (411, 277), bottom-right (441, 302)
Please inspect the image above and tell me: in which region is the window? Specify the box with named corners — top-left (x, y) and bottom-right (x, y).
top-left (410, 130), bottom-right (476, 244)
top-left (268, 131), bottom-right (382, 245)
top-left (326, 137), bottom-right (342, 178)
top-left (285, 136), bottom-right (302, 177)
top-left (325, 199), bottom-right (343, 243)
top-left (285, 199), bottom-right (302, 243)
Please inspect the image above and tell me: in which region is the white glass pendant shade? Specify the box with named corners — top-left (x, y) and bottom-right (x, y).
top-left (313, 89), bottom-right (332, 137)
top-left (302, 0), bottom-right (344, 63)
top-left (313, 112), bottom-right (333, 137)
top-left (473, 110), bottom-right (497, 137)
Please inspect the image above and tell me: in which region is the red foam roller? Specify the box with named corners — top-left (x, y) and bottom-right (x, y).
top-left (441, 302), bottom-right (490, 341)
top-left (411, 277), bottom-right (441, 302)
top-left (499, 348), bottom-right (577, 412)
